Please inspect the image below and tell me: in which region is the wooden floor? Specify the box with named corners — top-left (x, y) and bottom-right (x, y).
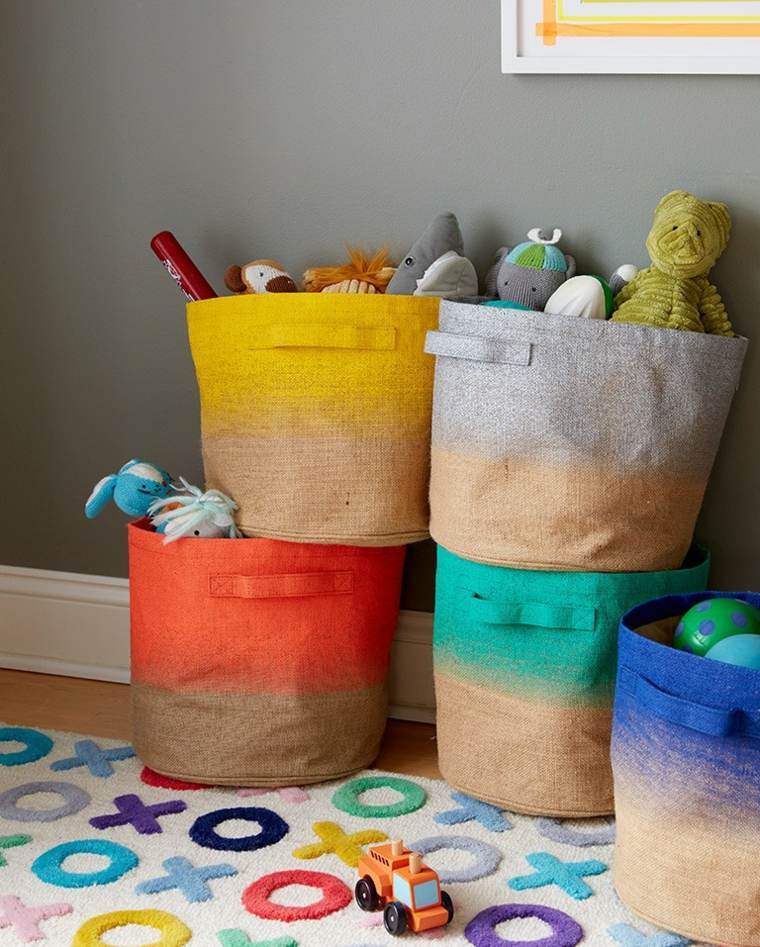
top-left (0, 669), bottom-right (441, 779)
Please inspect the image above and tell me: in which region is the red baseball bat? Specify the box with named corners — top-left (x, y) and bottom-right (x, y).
top-left (150, 231), bottom-right (217, 301)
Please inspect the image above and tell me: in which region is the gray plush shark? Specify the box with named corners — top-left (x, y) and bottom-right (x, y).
top-left (386, 212), bottom-right (465, 295)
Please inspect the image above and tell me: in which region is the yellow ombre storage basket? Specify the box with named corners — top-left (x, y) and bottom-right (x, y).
top-left (187, 293), bottom-right (439, 545)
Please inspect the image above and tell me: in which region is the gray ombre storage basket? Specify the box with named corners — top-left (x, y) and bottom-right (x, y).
top-left (425, 301), bottom-right (747, 572)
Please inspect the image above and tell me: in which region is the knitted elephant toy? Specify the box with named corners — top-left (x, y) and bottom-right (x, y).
top-left (484, 228), bottom-right (576, 310)
top-left (612, 190), bottom-right (733, 335)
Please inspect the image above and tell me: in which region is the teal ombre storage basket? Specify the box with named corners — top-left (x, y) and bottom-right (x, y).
top-left (433, 544), bottom-right (710, 817)
top-left (612, 591), bottom-right (760, 947)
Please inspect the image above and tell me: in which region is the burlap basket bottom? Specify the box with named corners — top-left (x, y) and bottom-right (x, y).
top-left (132, 683), bottom-right (389, 786)
top-left (429, 448), bottom-right (705, 572)
top-left (203, 429), bottom-right (430, 545)
top-left (435, 673), bottom-right (613, 817)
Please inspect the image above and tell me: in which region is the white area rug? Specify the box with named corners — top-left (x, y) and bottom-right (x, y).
top-left (0, 724), bottom-right (696, 946)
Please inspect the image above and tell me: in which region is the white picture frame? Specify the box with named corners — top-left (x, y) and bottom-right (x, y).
top-left (502, 0), bottom-right (760, 74)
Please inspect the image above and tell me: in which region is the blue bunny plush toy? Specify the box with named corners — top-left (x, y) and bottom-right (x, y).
top-left (85, 459), bottom-right (173, 519)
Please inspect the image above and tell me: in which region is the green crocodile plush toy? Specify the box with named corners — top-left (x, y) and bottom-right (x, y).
top-left (612, 190), bottom-right (734, 336)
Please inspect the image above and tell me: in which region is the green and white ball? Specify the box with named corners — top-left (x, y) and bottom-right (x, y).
top-left (673, 598), bottom-right (760, 657)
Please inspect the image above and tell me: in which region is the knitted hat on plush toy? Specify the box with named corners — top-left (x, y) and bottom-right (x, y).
top-left (507, 229), bottom-right (569, 272)
top-left (484, 228), bottom-right (576, 311)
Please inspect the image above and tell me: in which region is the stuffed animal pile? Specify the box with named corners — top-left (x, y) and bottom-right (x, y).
top-left (86, 190), bottom-right (736, 544)
top-left (217, 189), bottom-right (734, 336)
top-left (223, 212), bottom-right (479, 300)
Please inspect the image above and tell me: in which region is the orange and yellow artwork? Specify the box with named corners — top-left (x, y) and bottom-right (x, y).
top-left (503, 0), bottom-right (760, 72)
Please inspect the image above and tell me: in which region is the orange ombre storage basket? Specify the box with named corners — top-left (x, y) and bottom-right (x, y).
top-left (128, 520), bottom-right (405, 785)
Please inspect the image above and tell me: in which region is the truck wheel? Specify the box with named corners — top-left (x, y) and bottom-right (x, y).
top-left (355, 876), bottom-right (379, 912)
top-left (383, 901), bottom-right (408, 936)
top-left (441, 890), bottom-right (454, 923)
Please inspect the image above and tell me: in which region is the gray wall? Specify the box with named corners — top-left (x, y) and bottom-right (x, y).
top-left (2, 0), bottom-right (758, 609)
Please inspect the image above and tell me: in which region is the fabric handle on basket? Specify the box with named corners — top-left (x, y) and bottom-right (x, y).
top-left (249, 324), bottom-right (396, 351)
top-left (424, 330), bottom-right (532, 366)
top-left (467, 595), bottom-right (596, 631)
top-left (209, 571), bottom-right (354, 599)
top-left (619, 666), bottom-right (759, 739)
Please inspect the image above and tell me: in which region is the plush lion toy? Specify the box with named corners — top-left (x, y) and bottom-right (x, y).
top-left (612, 190), bottom-right (733, 336)
top-left (303, 247), bottom-right (396, 294)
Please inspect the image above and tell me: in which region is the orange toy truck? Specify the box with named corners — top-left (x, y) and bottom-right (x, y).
top-left (355, 839), bottom-right (454, 936)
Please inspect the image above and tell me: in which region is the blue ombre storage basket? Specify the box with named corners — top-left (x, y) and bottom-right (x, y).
top-left (612, 591), bottom-right (760, 947)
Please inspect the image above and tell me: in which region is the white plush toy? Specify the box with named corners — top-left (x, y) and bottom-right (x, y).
top-left (544, 275), bottom-right (610, 320)
top-left (414, 251), bottom-right (478, 298)
top-left (148, 479), bottom-right (242, 544)
top-left (544, 266), bottom-right (639, 320)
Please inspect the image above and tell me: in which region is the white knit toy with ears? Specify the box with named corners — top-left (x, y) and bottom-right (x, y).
top-left (148, 478), bottom-right (242, 544)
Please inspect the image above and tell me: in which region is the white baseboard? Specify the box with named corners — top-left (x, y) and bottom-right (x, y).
top-left (0, 564), bottom-right (435, 724)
